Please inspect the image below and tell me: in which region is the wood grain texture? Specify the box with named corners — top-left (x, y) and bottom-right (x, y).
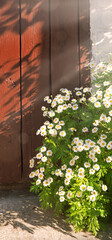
top-left (21, 0), bottom-right (50, 181)
top-left (51, 0), bottom-right (79, 94)
top-left (79, 0), bottom-right (91, 86)
top-left (0, 0), bottom-right (21, 183)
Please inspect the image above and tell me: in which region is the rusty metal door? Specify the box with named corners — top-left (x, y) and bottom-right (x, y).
top-left (0, 0), bottom-right (90, 184)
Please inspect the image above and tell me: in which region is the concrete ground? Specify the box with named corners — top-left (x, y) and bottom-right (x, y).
top-left (0, 188), bottom-right (112, 240)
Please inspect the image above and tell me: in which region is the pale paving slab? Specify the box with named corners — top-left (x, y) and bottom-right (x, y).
top-left (0, 189), bottom-right (111, 240)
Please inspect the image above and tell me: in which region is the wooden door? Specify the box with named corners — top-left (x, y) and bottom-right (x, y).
top-left (0, 0), bottom-right (21, 183)
top-left (0, 0), bottom-right (90, 184)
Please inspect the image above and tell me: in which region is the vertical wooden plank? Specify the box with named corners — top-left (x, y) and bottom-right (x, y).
top-left (79, 0), bottom-right (91, 86)
top-left (21, 0), bottom-right (50, 181)
top-left (0, 0), bottom-right (21, 183)
top-left (51, 0), bottom-right (79, 94)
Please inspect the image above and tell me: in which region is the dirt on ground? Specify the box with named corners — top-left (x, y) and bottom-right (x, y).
top-left (0, 188), bottom-right (112, 240)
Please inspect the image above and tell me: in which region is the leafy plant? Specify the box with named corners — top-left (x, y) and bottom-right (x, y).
top-left (29, 60), bottom-right (112, 236)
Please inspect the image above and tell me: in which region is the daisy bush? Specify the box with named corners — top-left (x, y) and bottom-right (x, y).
top-left (29, 61), bottom-right (112, 236)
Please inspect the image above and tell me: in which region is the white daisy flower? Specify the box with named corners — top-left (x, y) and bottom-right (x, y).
top-left (48, 111), bottom-right (55, 117)
top-left (78, 146), bottom-right (84, 152)
top-left (72, 104), bottom-right (78, 110)
top-left (36, 152), bottom-right (43, 159)
top-left (87, 186), bottom-right (93, 191)
top-left (63, 104), bottom-right (68, 110)
top-left (59, 131), bottom-right (66, 137)
top-left (48, 177), bottom-right (53, 184)
top-left (100, 141), bottom-right (106, 148)
top-left (71, 99), bottom-right (77, 103)
top-left (53, 118), bottom-right (59, 123)
top-left (100, 134), bottom-right (107, 139)
top-left (41, 156), bottom-right (47, 162)
top-left (55, 125), bottom-right (61, 130)
top-left (29, 172), bottom-right (35, 178)
top-left (43, 111), bottom-right (47, 117)
top-left (79, 167), bottom-right (85, 173)
top-left (59, 121), bottom-right (65, 126)
top-left (103, 81), bottom-right (110, 86)
top-left (82, 127), bottom-right (88, 133)
top-left (69, 159), bottom-right (75, 166)
top-left (38, 173), bottom-right (44, 180)
top-left (80, 184), bottom-right (86, 191)
top-left (59, 186), bottom-right (64, 191)
top-left (41, 106), bottom-right (46, 111)
top-left (78, 172), bottom-right (84, 178)
top-left (59, 191), bottom-right (65, 196)
top-left (57, 105), bottom-right (63, 113)
top-left (57, 98), bottom-right (64, 104)
top-left (100, 114), bottom-right (106, 121)
top-left (36, 179), bottom-right (41, 185)
top-left (109, 110), bottom-right (112, 116)
top-left (51, 101), bottom-right (57, 108)
top-left (95, 83), bottom-right (101, 88)
top-left (35, 169), bottom-right (39, 176)
top-left (47, 150), bottom-right (53, 156)
top-left (40, 167), bottom-right (45, 173)
top-left (89, 169), bottom-right (95, 175)
top-left (47, 99), bottom-right (52, 104)
top-left (94, 101), bottom-right (101, 108)
top-left (43, 180), bottom-right (49, 187)
top-left (48, 123), bottom-right (54, 129)
top-left (74, 155), bottom-right (79, 160)
top-left (105, 117), bottom-right (111, 123)
top-left (36, 129), bottom-right (40, 135)
top-left (44, 121), bottom-right (50, 125)
top-left (40, 146), bottom-right (47, 152)
top-left (92, 127), bottom-right (98, 133)
top-left (76, 191), bottom-right (82, 197)
top-left (102, 185), bottom-right (107, 191)
top-left (40, 125), bottom-right (46, 131)
top-left (89, 141), bottom-right (95, 148)
top-left (76, 91), bottom-right (82, 96)
top-left (90, 195), bottom-right (96, 202)
top-left (89, 96), bottom-right (97, 103)
top-left (66, 168), bottom-right (72, 174)
top-left (93, 164), bottom-right (100, 171)
top-left (61, 164), bottom-right (67, 170)
top-left (40, 131), bottom-right (47, 136)
top-left (73, 146), bottom-right (78, 153)
top-left (50, 129), bottom-right (57, 136)
top-left (65, 173), bottom-right (72, 180)
top-left (67, 191), bottom-right (73, 199)
top-left (92, 157), bottom-right (98, 163)
top-left (29, 163), bottom-right (34, 168)
top-left (93, 120), bottom-right (99, 126)
top-left (55, 169), bottom-right (61, 176)
top-left (44, 96), bottom-right (49, 101)
top-left (83, 144), bottom-right (90, 150)
top-left (59, 196), bottom-right (65, 202)
top-left (84, 162), bottom-right (91, 168)
top-left (64, 179), bottom-right (70, 185)
top-left (94, 145), bottom-right (101, 153)
top-left (29, 159), bottom-right (34, 164)
top-left (91, 190), bottom-right (98, 196)
top-left (106, 156), bottom-right (112, 163)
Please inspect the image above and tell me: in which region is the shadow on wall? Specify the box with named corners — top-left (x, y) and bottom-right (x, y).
top-left (0, 0), bottom-right (50, 136)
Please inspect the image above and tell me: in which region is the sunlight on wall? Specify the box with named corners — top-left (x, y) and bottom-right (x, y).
top-left (90, 0), bottom-right (112, 63)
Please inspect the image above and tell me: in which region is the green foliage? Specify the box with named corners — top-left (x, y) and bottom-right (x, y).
top-left (29, 60), bottom-right (112, 236)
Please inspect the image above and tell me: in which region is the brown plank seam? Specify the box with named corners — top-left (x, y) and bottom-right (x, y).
top-left (78, 0), bottom-right (81, 87)
top-left (49, 0), bottom-right (52, 96)
top-left (19, 0), bottom-right (23, 177)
